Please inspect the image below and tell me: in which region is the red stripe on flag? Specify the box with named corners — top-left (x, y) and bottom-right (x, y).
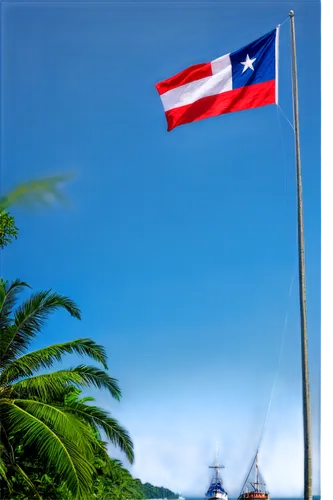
top-left (156, 63), bottom-right (212, 95)
top-left (165, 80), bottom-right (276, 131)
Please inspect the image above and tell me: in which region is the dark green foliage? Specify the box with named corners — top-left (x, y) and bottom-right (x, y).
top-left (139, 482), bottom-right (179, 499)
top-left (0, 211), bottom-right (19, 249)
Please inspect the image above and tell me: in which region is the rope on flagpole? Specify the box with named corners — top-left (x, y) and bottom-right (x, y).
top-left (277, 104), bottom-right (294, 131)
top-left (237, 267), bottom-right (294, 498)
top-left (279, 16), bottom-right (290, 27)
top-left (256, 272), bottom-right (296, 451)
top-left (253, 54), bottom-right (296, 451)
top-left (275, 78), bottom-right (300, 215)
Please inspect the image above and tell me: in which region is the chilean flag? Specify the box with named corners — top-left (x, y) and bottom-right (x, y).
top-left (155, 27), bottom-right (279, 131)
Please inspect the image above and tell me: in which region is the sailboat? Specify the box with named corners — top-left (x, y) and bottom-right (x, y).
top-left (205, 452), bottom-right (228, 500)
top-left (238, 452), bottom-right (269, 500)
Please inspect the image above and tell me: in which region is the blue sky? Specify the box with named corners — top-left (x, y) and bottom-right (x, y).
top-left (1, 0), bottom-right (320, 497)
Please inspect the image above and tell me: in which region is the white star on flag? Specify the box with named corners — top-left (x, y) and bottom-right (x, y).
top-left (155, 27), bottom-right (279, 131)
top-left (241, 54), bottom-right (256, 73)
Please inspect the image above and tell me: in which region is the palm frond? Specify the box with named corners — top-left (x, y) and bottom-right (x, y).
top-left (0, 455), bottom-right (13, 494)
top-left (11, 399), bottom-right (95, 452)
top-left (0, 453), bottom-right (8, 479)
top-left (65, 400), bottom-right (134, 464)
top-left (1, 338), bottom-right (108, 384)
top-left (0, 279), bottom-right (30, 329)
top-left (13, 464), bottom-right (43, 500)
top-left (65, 388), bottom-right (95, 405)
top-left (10, 365), bottom-right (121, 401)
top-left (0, 175), bottom-right (72, 211)
top-left (1, 400), bottom-right (95, 498)
top-left (0, 291), bottom-right (81, 366)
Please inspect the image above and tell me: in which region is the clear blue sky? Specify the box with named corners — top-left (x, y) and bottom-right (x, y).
top-left (1, 0), bottom-right (320, 497)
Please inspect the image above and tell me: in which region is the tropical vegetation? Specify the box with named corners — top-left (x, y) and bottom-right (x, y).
top-left (0, 278), bottom-right (133, 498)
top-left (140, 483), bottom-right (179, 499)
top-left (0, 175), bottom-right (179, 498)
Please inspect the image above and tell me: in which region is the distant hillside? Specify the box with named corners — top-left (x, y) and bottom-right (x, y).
top-left (139, 481), bottom-right (179, 499)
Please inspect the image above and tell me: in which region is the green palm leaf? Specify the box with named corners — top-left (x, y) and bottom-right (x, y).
top-left (11, 399), bottom-right (95, 450)
top-left (1, 338), bottom-right (108, 384)
top-left (65, 399), bottom-right (134, 464)
top-left (1, 400), bottom-right (95, 498)
top-left (0, 175), bottom-right (71, 211)
top-left (0, 291), bottom-right (81, 365)
top-left (0, 279), bottom-right (30, 326)
top-left (0, 453), bottom-right (8, 481)
top-left (13, 464), bottom-right (43, 499)
top-left (10, 365), bottom-right (121, 401)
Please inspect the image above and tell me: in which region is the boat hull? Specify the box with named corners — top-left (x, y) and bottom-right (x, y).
top-left (206, 493), bottom-right (228, 500)
top-left (239, 495), bottom-right (269, 499)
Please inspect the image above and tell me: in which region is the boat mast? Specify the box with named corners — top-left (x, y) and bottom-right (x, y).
top-left (216, 444), bottom-right (218, 469)
top-left (208, 441), bottom-right (224, 481)
top-left (215, 444), bottom-right (219, 481)
top-left (255, 453), bottom-right (258, 491)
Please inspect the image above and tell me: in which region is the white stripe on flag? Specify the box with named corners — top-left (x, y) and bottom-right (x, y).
top-left (160, 54), bottom-right (232, 112)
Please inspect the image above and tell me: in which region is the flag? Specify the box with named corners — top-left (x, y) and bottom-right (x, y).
top-left (155, 27), bottom-right (279, 131)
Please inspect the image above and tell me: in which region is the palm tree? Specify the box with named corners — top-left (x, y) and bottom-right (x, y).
top-left (0, 278), bottom-right (134, 499)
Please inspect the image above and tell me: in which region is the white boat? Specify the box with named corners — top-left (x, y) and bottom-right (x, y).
top-left (205, 451), bottom-right (228, 500)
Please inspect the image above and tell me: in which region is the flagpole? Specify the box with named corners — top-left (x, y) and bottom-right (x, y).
top-left (289, 10), bottom-right (312, 500)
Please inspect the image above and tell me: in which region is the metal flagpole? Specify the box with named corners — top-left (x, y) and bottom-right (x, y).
top-left (289, 10), bottom-right (312, 500)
